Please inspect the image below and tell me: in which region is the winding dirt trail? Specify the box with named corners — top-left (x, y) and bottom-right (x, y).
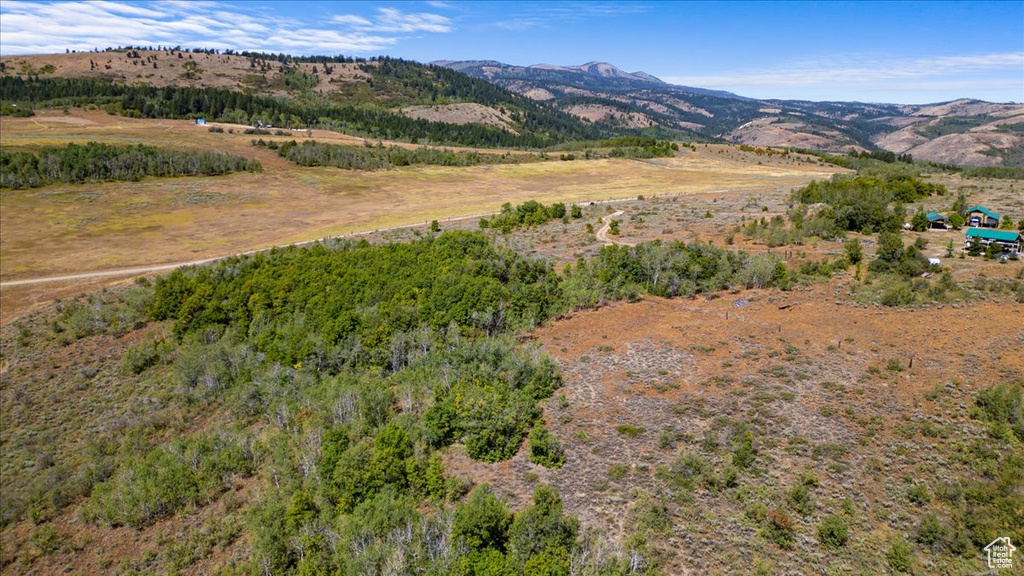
top-left (595, 210), bottom-right (635, 246)
top-left (0, 262), bottom-right (218, 287)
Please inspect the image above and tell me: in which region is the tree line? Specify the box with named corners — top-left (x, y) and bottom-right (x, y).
top-left (0, 142), bottom-right (260, 188)
top-left (254, 139), bottom-right (540, 169)
top-left (604, 136), bottom-right (679, 158)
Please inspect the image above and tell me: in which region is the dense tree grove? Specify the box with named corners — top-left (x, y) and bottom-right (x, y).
top-left (151, 232), bottom-right (563, 348)
top-left (113, 232), bottom-right (668, 573)
top-left (561, 241), bottom-right (789, 306)
top-left (962, 165), bottom-right (1024, 179)
top-left (480, 200), bottom-right (577, 232)
top-left (254, 139), bottom-right (539, 169)
top-left (846, 149), bottom-right (913, 164)
top-left (791, 168), bottom-right (946, 234)
top-left (0, 142), bottom-right (260, 188)
top-left (603, 137), bottom-right (679, 158)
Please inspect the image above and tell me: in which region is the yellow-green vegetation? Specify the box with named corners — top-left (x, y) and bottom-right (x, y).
top-left (0, 110), bottom-right (839, 296)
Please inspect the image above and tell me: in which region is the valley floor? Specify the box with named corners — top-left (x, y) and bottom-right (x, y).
top-left (0, 109), bottom-right (840, 323)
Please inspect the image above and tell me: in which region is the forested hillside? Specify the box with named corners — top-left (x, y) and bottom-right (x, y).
top-left (0, 50), bottom-right (611, 149)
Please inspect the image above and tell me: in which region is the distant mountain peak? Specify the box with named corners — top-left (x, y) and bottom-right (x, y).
top-left (434, 58), bottom-right (741, 99)
top-left (535, 61), bottom-right (665, 83)
top-left (437, 59), bottom-right (668, 86)
top-left (630, 71), bottom-right (665, 84)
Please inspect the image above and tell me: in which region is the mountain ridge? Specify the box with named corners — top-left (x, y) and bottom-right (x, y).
top-left (433, 59), bottom-right (742, 99)
top-left (1, 49), bottom-right (1021, 166)
top-left (435, 58), bottom-right (1024, 166)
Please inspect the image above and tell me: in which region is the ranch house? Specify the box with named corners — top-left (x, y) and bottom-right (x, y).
top-left (964, 228), bottom-right (1023, 254)
top-left (965, 206), bottom-right (1000, 228)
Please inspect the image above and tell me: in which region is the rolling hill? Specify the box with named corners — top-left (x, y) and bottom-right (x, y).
top-left (437, 59), bottom-right (1024, 166)
top-left (0, 49), bottom-right (610, 148)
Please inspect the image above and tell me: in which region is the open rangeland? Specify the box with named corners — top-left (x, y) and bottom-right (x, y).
top-left (3, 105), bottom-right (1022, 576)
top-left (1, 109), bottom-right (841, 322)
top-left (449, 287), bottom-right (1024, 574)
top-left (3, 274), bottom-right (1021, 574)
top-left (1, 169), bottom-right (1022, 574)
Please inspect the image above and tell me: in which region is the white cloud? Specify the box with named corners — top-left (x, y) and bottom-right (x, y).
top-left (330, 7), bottom-right (453, 33)
top-left (662, 52), bottom-right (1024, 90)
top-left (494, 2), bottom-right (651, 31)
top-left (0, 1), bottom-right (452, 55)
top-left (494, 17), bottom-right (547, 32)
top-left (372, 7), bottom-right (452, 33)
top-left (86, 1), bottom-right (169, 18)
top-left (331, 14), bottom-right (374, 26)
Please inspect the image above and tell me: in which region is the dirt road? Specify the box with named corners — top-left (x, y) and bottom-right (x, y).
top-left (595, 211), bottom-right (635, 246)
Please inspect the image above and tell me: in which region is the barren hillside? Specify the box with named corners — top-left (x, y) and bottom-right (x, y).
top-left (400, 103), bottom-right (516, 129)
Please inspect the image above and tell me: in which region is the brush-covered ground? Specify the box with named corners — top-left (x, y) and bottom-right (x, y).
top-left (2, 145), bottom-right (1023, 575)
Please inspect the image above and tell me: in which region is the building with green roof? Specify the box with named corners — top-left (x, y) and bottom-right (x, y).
top-left (964, 228), bottom-right (1022, 253)
top-left (925, 212), bottom-right (949, 230)
top-left (966, 206), bottom-right (1001, 228)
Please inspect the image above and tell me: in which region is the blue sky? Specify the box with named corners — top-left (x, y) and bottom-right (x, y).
top-left (1, 0), bottom-right (1022, 104)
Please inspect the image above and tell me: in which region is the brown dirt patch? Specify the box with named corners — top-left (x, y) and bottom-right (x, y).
top-left (400, 103), bottom-right (516, 130)
top-left (445, 287), bottom-right (1024, 573)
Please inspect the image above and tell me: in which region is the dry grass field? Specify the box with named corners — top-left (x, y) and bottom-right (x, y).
top-left (1, 109), bottom-right (841, 323)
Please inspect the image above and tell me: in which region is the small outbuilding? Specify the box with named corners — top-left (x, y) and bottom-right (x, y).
top-left (964, 228), bottom-right (1023, 254)
top-left (926, 212), bottom-right (950, 230)
top-left (965, 206), bottom-right (1000, 228)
